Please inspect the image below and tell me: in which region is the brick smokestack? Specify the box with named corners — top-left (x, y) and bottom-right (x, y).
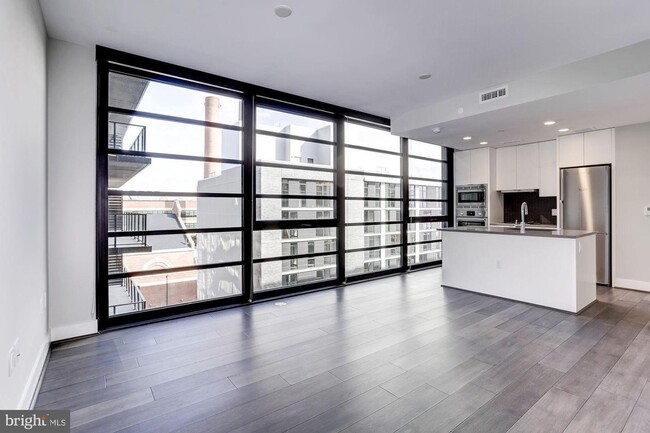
top-left (204, 96), bottom-right (222, 178)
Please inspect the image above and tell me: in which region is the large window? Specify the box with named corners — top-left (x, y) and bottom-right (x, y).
top-left (345, 122), bottom-right (403, 277)
top-left (104, 71), bottom-right (245, 319)
top-left (97, 48), bottom-right (451, 328)
top-left (407, 139), bottom-right (448, 267)
top-left (253, 105), bottom-right (338, 292)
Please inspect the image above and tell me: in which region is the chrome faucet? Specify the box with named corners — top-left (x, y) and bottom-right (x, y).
top-left (520, 202), bottom-right (528, 232)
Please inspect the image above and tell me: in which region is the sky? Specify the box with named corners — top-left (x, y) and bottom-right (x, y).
top-left (114, 80), bottom-right (444, 192)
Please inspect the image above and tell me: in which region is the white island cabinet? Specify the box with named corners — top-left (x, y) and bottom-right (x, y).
top-left (440, 227), bottom-right (597, 313)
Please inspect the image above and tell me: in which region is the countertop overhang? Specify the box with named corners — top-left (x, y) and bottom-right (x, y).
top-left (439, 226), bottom-right (596, 239)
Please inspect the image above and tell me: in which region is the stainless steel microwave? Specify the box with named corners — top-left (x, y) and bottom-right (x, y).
top-left (456, 184), bottom-right (487, 205)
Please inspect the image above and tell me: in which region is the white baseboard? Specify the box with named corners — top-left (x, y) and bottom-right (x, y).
top-left (19, 340), bottom-right (49, 409)
top-left (50, 320), bottom-right (98, 342)
top-left (614, 278), bottom-right (650, 292)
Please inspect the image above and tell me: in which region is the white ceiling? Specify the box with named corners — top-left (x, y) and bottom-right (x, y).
top-left (39, 0), bottom-right (650, 144)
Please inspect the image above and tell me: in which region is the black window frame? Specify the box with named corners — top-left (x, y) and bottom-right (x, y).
top-left (96, 46), bottom-right (453, 330)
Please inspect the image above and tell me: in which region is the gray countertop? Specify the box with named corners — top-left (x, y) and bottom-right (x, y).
top-left (490, 223), bottom-right (558, 230)
top-left (440, 226), bottom-right (596, 239)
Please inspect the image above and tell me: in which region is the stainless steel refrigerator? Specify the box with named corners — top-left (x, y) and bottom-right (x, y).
top-left (560, 165), bottom-right (611, 285)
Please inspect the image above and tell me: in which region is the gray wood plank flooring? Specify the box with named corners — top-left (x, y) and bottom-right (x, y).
top-left (35, 269), bottom-right (650, 432)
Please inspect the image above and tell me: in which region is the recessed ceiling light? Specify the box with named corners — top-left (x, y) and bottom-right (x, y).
top-left (418, 73), bottom-right (431, 80)
top-left (480, 141), bottom-right (488, 145)
top-left (558, 128), bottom-right (570, 133)
top-left (273, 5), bottom-right (292, 18)
top-left (544, 121), bottom-right (556, 126)
top-left (463, 136), bottom-right (472, 141)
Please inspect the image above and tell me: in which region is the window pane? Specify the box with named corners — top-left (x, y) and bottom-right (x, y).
top-left (108, 196), bottom-right (241, 231)
top-left (409, 158), bottom-right (446, 180)
top-left (108, 113), bottom-right (242, 159)
top-left (109, 72), bottom-right (242, 126)
top-left (256, 107), bottom-right (334, 141)
top-left (256, 135), bottom-right (333, 168)
top-left (254, 228), bottom-right (337, 259)
top-left (409, 201), bottom-right (448, 217)
top-left (253, 255), bottom-right (337, 292)
top-left (346, 148), bottom-right (400, 175)
top-left (108, 265), bottom-right (242, 316)
top-left (256, 198), bottom-right (335, 221)
top-left (408, 243), bottom-right (443, 265)
top-left (345, 247), bottom-right (402, 277)
top-left (345, 200), bottom-right (402, 224)
top-left (109, 155), bottom-right (241, 193)
top-left (345, 122), bottom-right (400, 152)
top-left (408, 222), bottom-right (446, 243)
top-left (108, 232), bottom-right (242, 274)
top-left (256, 167), bottom-right (334, 195)
top-left (408, 180), bottom-right (448, 200)
top-left (345, 175), bottom-right (401, 198)
top-left (345, 225), bottom-right (402, 250)
top-left (408, 139), bottom-right (445, 160)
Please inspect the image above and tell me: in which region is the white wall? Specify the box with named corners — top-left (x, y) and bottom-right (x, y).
top-left (47, 39), bottom-right (97, 340)
top-left (614, 122), bottom-right (650, 291)
top-left (0, 0), bottom-right (49, 409)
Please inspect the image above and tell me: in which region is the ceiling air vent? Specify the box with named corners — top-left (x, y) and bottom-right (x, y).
top-left (479, 85), bottom-right (508, 104)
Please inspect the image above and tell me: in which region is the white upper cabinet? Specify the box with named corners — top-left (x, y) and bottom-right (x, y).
top-left (454, 151), bottom-right (471, 185)
top-left (516, 143), bottom-right (540, 190)
top-left (496, 146), bottom-right (517, 191)
top-left (454, 148), bottom-right (489, 186)
top-left (558, 134), bottom-right (584, 168)
top-left (538, 140), bottom-right (558, 197)
top-left (558, 129), bottom-right (613, 168)
top-left (584, 129), bottom-right (613, 165)
top-left (496, 143), bottom-right (539, 191)
top-left (470, 147), bottom-right (490, 184)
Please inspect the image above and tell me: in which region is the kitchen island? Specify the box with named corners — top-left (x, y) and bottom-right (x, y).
top-left (440, 226), bottom-right (597, 313)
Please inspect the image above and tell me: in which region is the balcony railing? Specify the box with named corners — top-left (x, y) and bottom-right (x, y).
top-left (110, 213), bottom-right (147, 248)
top-left (111, 274), bottom-right (147, 315)
top-left (108, 121), bottom-right (146, 152)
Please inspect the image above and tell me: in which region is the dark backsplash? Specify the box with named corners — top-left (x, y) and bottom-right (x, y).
top-left (503, 192), bottom-right (557, 225)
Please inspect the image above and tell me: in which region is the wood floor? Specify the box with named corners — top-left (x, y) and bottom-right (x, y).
top-left (36, 268), bottom-right (650, 433)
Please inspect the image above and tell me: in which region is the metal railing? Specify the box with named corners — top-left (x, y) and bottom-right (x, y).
top-left (110, 274), bottom-right (147, 315)
top-left (108, 121), bottom-right (146, 152)
top-left (110, 213), bottom-right (147, 248)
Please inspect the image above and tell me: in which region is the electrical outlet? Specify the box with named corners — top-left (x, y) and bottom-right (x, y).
top-left (551, 208), bottom-right (558, 217)
top-left (8, 346), bottom-right (15, 377)
top-left (7, 339), bottom-right (19, 377)
top-left (13, 339), bottom-right (20, 367)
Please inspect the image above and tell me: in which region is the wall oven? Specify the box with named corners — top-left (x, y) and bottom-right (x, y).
top-left (456, 184), bottom-right (487, 227)
top-left (456, 217), bottom-right (487, 227)
top-left (456, 208), bottom-right (487, 227)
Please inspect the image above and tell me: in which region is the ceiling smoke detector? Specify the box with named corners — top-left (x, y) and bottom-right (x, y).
top-left (274, 5), bottom-right (292, 18)
top-left (432, 127), bottom-right (441, 134)
top-left (418, 73), bottom-right (431, 80)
